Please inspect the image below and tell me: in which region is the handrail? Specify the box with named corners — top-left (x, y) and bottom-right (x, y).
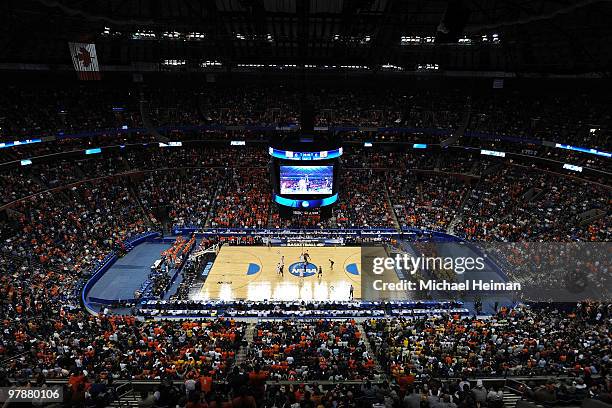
top-left (506, 378), bottom-right (528, 394)
top-left (34, 375), bottom-right (588, 387)
top-left (0, 351), bottom-right (29, 367)
top-left (115, 381), bottom-right (134, 399)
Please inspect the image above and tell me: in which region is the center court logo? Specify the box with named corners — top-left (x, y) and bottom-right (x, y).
top-left (288, 262), bottom-right (317, 277)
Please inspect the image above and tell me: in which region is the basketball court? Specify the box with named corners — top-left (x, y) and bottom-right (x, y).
top-left (193, 245), bottom-right (400, 301)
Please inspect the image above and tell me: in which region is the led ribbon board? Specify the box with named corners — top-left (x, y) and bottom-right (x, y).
top-left (0, 139), bottom-right (42, 149)
top-left (274, 193), bottom-right (339, 208)
top-left (555, 143), bottom-right (611, 158)
top-left (481, 149), bottom-right (506, 157)
top-left (269, 147), bottom-right (343, 160)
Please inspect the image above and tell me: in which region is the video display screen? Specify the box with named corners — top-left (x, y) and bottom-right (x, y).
top-left (280, 165), bottom-right (333, 195)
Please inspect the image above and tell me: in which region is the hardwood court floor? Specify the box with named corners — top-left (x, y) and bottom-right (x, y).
top-left (194, 245), bottom-right (398, 301)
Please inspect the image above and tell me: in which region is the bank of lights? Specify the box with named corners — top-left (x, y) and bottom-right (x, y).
top-left (132, 30), bottom-right (156, 40)
top-left (340, 65), bottom-right (369, 70)
top-left (201, 61), bottom-right (222, 68)
top-left (235, 33), bottom-right (274, 42)
top-left (101, 27), bottom-right (122, 37)
top-left (161, 31), bottom-right (206, 41)
top-left (162, 31), bottom-right (181, 39)
top-left (162, 59), bottom-right (186, 66)
top-left (333, 34), bottom-right (372, 44)
top-left (125, 30), bottom-right (206, 41)
top-left (402, 34), bottom-right (499, 45)
top-left (186, 32), bottom-right (206, 40)
top-left (401, 36), bottom-right (435, 45)
top-left (381, 63), bottom-right (404, 71)
top-left (417, 64), bottom-right (440, 71)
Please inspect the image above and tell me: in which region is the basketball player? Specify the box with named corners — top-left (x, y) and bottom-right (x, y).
top-left (298, 175), bottom-right (307, 192)
top-left (317, 265), bottom-right (323, 279)
top-left (329, 258), bottom-right (334, 270)
top-left (349, 284), bottom-right (354, 300)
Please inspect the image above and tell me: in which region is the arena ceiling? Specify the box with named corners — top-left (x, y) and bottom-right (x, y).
top-left (1, 0), bottom-right (612, 74)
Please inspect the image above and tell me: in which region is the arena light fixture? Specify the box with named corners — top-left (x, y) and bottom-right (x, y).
top-left (201, 60), bottom-right (222, 68)
top-left (340, 65), bottom-right (369, 70)
top-left (401, 36), bottom-right (421, 45)
top-left (381, 63), bottom-right (403, 71)
top-left (416, 64), bottom-right (440, 71)
top-left (132, 30), bottom-right (156, 40)
top-left (101, 26), bottom-right (121, 37)
top-left (186, 32), bottom-right (206, 40)
top-left (162, 59), bottom-right (186, 66)
top-left (162, 31), bottom-right (182, 40)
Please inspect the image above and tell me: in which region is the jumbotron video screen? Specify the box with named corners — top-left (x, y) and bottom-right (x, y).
top-left (279, 165), bottom-right (334, 195)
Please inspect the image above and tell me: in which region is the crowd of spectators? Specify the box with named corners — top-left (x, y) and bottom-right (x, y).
top-left (0, 179), bottom-right (609, 404)
top-left (1, 145), bottom-right (608, 241)
top-left (0, 85), bottom-right (141, 144)
top-left (454, 164), bottom-right (611, 241)
top-left (135, 168), bottom-right (224, 228)
top-left (209, 168), bottom-right (271, 229)
top-left (333, 170), bottom-right (395, 229)
top-left (1, 84), bottom-right (609, 155)
top-left (364, 303), bottom-right (611, 381)
top-left (247, 320), bottom-right (377, 381)
top-left (0, 167), bottom-right (43, 204)
top-left (388, 173), bottom-right (471, 232)
top-left (0, 313), bottom-right (245, 382)
top-left (0, 82), bottom-right (610, 408)
top-left (127, 374), bottom-right (611, 408)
